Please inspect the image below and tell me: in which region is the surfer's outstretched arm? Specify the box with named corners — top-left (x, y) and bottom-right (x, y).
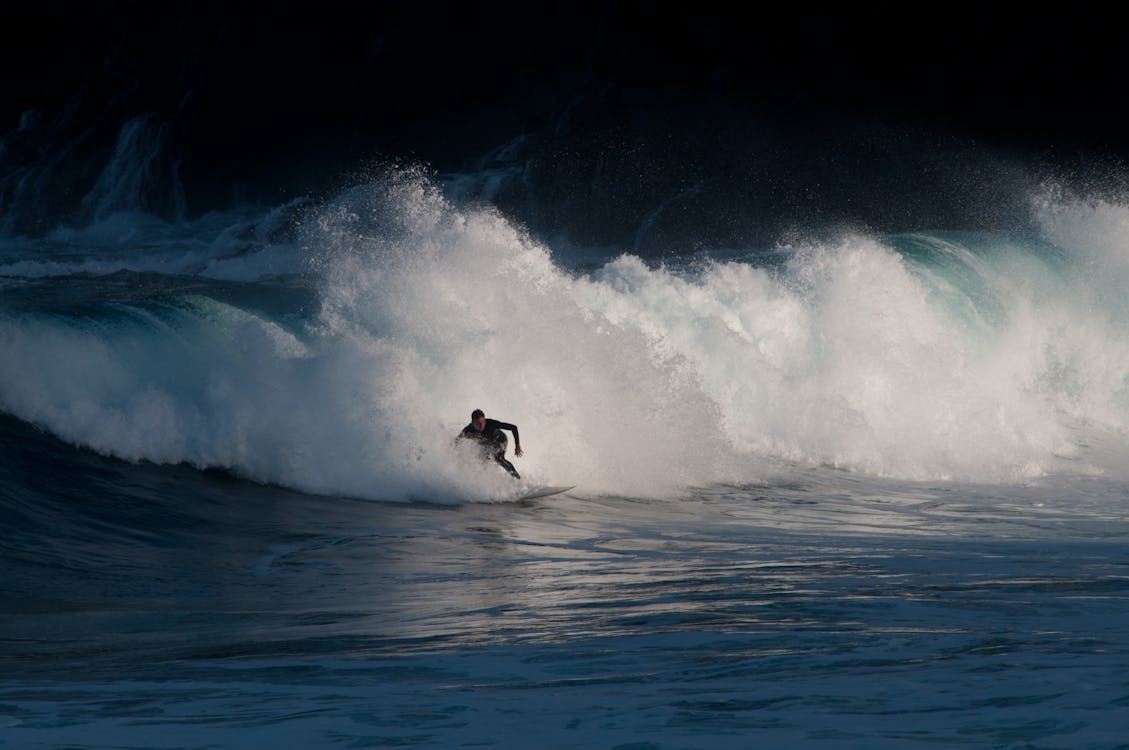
top-left (492, 420), bottom-right (523, 457)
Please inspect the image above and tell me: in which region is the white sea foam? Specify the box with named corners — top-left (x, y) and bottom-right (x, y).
top-left (3, 173), bottom-right (1129, 499)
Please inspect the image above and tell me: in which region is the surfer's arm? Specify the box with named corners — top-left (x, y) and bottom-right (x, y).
top-left (495, 421), bottom-right (523, 456)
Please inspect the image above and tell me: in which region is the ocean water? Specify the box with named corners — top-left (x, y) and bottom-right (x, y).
top-left (3, 164), bottom-right (1129, 748)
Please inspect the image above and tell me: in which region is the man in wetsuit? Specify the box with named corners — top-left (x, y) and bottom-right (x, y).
top-left (458, 409), bottom-right (524, 479)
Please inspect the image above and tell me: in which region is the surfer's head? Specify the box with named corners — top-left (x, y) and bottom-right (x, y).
top-left (471, 409), bottom-right (486, 431)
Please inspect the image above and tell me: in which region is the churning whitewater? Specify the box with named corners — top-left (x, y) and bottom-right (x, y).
top-left (3, 170), bottom-right (1129, 502)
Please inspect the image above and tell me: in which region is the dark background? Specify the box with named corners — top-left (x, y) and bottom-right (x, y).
top-left (3, 1), bottom-right (1128, 249)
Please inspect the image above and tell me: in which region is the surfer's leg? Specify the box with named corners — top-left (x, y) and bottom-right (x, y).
top-left (485, 430), bottom-right (519, 478)
top-left (494, 452), bottom-right (521, 479)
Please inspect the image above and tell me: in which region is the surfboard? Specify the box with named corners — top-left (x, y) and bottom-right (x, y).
top-left (519, 485), bottom-right (575, 500)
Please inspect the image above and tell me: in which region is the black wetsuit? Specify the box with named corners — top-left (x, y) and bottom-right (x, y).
top-left (458, 418), bottom-right (521, 479)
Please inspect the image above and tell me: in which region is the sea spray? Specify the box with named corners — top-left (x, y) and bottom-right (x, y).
top-left (3, 171), bottom-right (1129, 499)
top-left (309, 174), bottom-right (734, 498)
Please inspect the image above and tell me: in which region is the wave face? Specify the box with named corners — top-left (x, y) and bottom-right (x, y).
top-left (3, 170), bottom-right (1129, 500)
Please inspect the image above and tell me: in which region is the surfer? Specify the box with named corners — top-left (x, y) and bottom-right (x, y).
top-left (458, 409), bottom-right (523, 479)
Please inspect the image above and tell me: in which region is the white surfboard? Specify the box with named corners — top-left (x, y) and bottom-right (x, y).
top-left (518, 485), bottom-right (575, 500)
